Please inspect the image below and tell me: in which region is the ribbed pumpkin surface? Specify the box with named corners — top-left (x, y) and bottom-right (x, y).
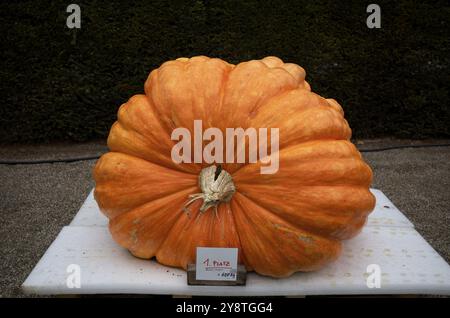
top-left (93, 56), bottom-right (375, 277)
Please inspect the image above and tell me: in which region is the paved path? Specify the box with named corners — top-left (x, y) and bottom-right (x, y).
top-left (0, 140), bottom-right (449, 297)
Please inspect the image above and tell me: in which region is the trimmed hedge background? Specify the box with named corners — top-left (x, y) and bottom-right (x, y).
top-left (1, 0), bottom-right (449, 143)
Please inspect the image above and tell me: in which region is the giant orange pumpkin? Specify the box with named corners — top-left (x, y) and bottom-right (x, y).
top-left (93, 56), bottom-right (375, 277)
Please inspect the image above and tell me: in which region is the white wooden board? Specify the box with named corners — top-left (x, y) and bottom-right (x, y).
top-left (22, 226), bottom-right (450, 295)
top-left (70, 189), bottom-right (414, 228)
top-left (23, 188), bottom-right (450, 296)
top-left (367, 189), bottom-right (413, 228)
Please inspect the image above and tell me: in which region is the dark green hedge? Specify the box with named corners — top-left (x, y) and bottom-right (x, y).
top-left (1, 0), bottom-right (449, 142)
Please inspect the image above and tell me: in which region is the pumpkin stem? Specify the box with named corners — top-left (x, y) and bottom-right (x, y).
top-left (182, 165), bottom-right (235, 219)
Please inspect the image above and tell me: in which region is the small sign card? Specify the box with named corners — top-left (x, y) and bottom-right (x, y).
top-left (195, 247), bottom-right (238, 281)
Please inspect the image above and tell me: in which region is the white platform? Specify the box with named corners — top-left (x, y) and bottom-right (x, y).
top-left (22, 189), bottom-right (450, 296)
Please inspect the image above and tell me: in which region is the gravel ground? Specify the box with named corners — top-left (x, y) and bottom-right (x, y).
top-left (0, 139), bottom-right (449, 297)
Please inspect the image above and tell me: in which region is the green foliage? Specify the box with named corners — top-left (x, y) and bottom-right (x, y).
top-left (1, 0), bottom-right (449, 142)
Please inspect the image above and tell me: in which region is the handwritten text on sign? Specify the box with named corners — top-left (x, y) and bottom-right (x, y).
top-left (196, 247), bottom-right (238, 281)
